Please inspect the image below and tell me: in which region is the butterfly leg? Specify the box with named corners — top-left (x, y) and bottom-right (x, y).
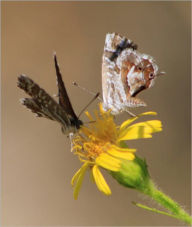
top-left (69, 132), bottom-right (75, 152)
top-left (126, 110), bottom-right (137, 117)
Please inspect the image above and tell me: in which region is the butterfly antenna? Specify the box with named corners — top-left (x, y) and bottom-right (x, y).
top-left (78, 92), bottom-right (100, 118)
top-left (73, 81), bottom-right (102, 101)
top-left (157, 71), bottom-right (166, 77)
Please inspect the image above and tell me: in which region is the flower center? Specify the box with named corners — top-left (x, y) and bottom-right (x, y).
top-left (83, 141), bottom-right (109, 161)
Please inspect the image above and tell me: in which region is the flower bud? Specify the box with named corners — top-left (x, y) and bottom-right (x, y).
top-left (110, 155), bottom-right (150, 191)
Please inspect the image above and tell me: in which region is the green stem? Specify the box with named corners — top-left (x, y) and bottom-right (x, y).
top-left (140, 180), bottom-right (192, 225)
top-left (133, 202), bottom-right (184, 220)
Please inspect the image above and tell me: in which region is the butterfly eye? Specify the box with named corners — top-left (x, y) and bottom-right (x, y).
top-left (138, 67), bottom-right (142, 71)
top-left (149, 73), bottom-right (154, 79)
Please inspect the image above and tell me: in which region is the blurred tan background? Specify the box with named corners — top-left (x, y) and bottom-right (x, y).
top-left (2, 1), bottom-right (191, 226)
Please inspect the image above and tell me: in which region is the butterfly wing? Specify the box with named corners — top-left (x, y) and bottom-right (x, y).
top-left (53, 54), bottom-right (81, 129)
top-left (102, 32), bottom-right (159, 115)
top-left (17, 75), bottom-right (78, 134)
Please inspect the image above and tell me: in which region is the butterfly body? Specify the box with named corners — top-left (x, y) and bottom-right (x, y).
top-left (102, 33), bottom-right (161, 115)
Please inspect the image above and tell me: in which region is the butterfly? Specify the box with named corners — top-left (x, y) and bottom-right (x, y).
top-left (17, 54), bottom-right (83, 134)
top-left (102, 32), bottom-right (164, 115)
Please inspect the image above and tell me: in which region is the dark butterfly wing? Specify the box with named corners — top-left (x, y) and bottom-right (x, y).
top-left (17, 75), bottom-right (75, 133)
top-left (54, 54), bottom-right (79, 118)
top-left (54, 54), bottom-right (82, 129)
top-left (20, 97), bottom-right (54, 120)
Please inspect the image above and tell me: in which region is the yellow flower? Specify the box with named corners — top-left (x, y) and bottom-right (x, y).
top-left (71, 104), bottom-right (162, 199)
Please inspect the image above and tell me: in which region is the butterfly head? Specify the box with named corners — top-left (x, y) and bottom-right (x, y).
top-left (61, 118), bottom-right (83, 134)
top-left (70, 117), bottom-right (83, 130)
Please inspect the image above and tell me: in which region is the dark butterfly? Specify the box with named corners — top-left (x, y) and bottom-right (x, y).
top-left (17, 54), bottom-right (83, 134)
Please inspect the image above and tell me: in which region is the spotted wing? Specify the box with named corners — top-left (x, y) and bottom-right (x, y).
top-left (17, 75), bottom-right (74, 133)
top-left (102, 32), bottom-right (159, 115)
top-left (102, 33), bottom-right (146, 114)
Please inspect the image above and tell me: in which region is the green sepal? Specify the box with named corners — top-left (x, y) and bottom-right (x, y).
top-left (110, 155), bottom-right (150, 191)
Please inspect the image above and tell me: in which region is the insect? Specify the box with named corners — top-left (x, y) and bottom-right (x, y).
top-left (17, 54), bottom-right (83, 134)
top-left (102, 32), bottom-right (164, 115)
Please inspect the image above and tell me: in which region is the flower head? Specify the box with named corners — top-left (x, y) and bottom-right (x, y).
top-left (71, 104), bottom-right (162, 199)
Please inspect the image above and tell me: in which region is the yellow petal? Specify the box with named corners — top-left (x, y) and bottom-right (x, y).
top-left (110, 144), bottom-right (136, 153)
top-left (95, 153), bottom-right (121, 171)
top-left (99, 102), bottom-right (105, 113)
top-left (71, 168), bottom-right (81, 186)
top-left (118, 120), bottom-right (162, 141)
top-left (71, 162), bottom-right (89, 200)
top-left (80, 126), bottom-right (92, 136)
top-left (120, 112), bottom-right (157, 131)
top-left (92, 165), bottom-right (111, 195)
top-left (71, 144), bottom-right (82, 152)
top-left (107, 146), bottom-right (135, 161)
top-left (99, 102), bottom-right (108, 114)
top-left (85, 111), bottom-right (94, 121)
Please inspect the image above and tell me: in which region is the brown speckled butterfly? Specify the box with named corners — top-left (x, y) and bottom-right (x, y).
top-left (17, 54), bottom-right (82, 134)
top-left (102, 32), bottom-right (165, 115)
